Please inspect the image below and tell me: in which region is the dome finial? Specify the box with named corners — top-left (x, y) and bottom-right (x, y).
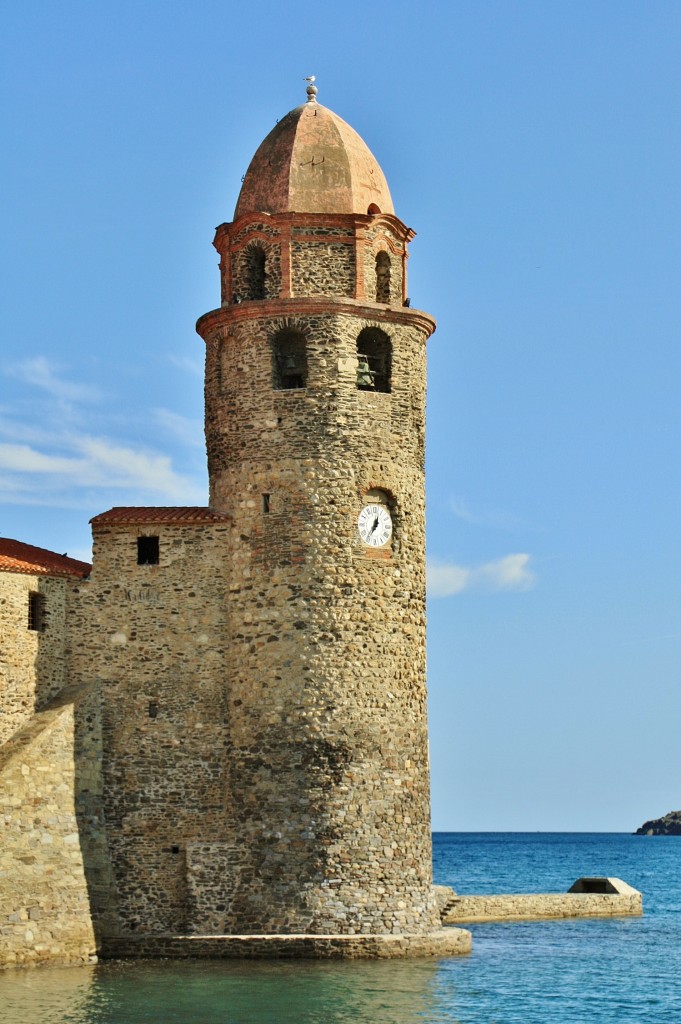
top-left (303, 75), bottom-right (318, 103)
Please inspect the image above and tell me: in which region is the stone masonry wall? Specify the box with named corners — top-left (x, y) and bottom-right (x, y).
top-left (291, 241), bottom-right (355, 297)
top-left (205, 310), bottom-right (426, 485)
top-left (291, 226), bottom-right (354, 237)
top-left (443, 892), bottom-right (643, 923)
top-left (67, 522), bottom-right (233, 937)
top-left (201, 296), bottom-right (436, 936)
top-left (215, 213), bottom-right (411, 307)
top-left (0, 572), bottom-right (70, 745)
top-left (0, 689), bottom-right (98, 967)
top-left (101, 927), bottom-right (472, 960)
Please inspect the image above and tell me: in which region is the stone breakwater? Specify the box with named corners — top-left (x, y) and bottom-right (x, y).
top-left (440, 880), bottom-right (642, 925)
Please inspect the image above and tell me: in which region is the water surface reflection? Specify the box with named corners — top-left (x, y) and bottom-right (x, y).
top-left (0, 958), bottom-right (458, 1024)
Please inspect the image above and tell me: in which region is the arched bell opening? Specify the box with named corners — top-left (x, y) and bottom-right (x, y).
top-left (272, 329), bottom-right (308, 390)
top-left (356, 327), bottom-right (391, 394)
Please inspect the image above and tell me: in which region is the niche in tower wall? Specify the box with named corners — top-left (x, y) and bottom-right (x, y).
top-left (245, 244), bottom-right (266, 299)
top-left (230, 238), bottom-right (282, 302)
top-left (375, 251), bottom-right (391, 303)
top-left (254, 512), bottom-right (307, 568)
top-left (186, 841), bottom-right (245, 934)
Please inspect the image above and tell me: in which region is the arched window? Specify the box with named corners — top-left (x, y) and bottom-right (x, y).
top-left (272, 329), bottom-right (307, 390)
top-left (375, 251), bottom-right (391, 303)
top-left (356, 327), bottom-right (391, 394)
top-left (246, 244), bottom-right (267, 299)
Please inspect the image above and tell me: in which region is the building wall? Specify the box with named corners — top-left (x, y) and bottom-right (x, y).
top-left (0, 564), bottom-right (118, 968)
top-left (204, 309), bottom-right (426, 494)
top-left (0, 572), bottom-right (70, 746)
top-left (215, 212), bottom-right (409, 307)
top-left (291, 237), bottom-right (355, 296)
top-left (1, 130), bottom-right (437, 953)
top-left (0, 688), bottom-right (99, 966)
top-left (199, 291), bottom-right (438, 934)
top-left (67, 521), bottom-right (233, 936)
top-left (443, 892), bottom-right (643, 923)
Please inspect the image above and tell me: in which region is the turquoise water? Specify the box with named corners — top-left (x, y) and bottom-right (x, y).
top-left (1, 833), bottom-right (678, 1023)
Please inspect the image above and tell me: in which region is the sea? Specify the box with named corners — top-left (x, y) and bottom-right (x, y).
top-left (1, 832), bottom-right (678, 1023)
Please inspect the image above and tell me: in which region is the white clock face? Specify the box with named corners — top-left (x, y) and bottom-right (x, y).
top-left (358, 504), bottom-right (393, 547)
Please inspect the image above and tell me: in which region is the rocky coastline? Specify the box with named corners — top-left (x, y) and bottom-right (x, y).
top-left (635, 811), bottom-right (681, 835)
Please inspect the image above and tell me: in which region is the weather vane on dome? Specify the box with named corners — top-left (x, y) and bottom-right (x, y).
top-left (303, 75), bottom-right (318, 102)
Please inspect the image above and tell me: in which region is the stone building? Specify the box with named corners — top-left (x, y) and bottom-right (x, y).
top-left (0, 85), bottom-right (470, 964)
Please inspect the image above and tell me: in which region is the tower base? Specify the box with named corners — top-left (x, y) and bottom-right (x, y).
top-left (101, 928), bottom-right (471, 960)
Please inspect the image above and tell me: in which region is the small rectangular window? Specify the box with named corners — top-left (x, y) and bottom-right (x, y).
top-left (28, 592), bottom-right (45, 632)
top-left (262, 493), bottom-right (270, 513)
top-left (137, 536), bottom-right (160, 565)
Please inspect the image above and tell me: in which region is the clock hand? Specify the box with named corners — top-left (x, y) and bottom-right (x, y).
top-left (368, 516), bottom-right (379, 536)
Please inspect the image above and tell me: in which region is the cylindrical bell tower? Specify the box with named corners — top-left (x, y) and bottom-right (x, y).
top-left (197, 84), bottom-right (440, 935)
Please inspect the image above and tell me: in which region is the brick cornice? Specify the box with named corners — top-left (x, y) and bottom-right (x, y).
top-left (196, 297), bottom-right (436, 340)
top-left (214, 210), bottom-right (415, 251)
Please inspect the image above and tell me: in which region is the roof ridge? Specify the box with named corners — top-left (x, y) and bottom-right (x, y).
top-left (90, 506), bottom-right (231, 526)
top-left (0, 538), bottom-right (91, 579)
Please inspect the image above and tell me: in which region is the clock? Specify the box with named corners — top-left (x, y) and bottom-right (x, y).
top-left (358, 504), bottom-right (393, 547)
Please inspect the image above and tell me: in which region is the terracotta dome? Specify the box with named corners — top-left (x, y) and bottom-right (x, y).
top-left (234, 96), bottom-right (394, 219)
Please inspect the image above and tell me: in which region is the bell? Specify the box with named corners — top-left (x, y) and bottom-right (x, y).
top-left (357, 357), bottom-right (375, 388)
top-left (284, 354), bottom-right (298, 370)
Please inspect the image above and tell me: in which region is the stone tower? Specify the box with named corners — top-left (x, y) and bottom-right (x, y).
top-left (0, 86), bottom-right (471, 965)
top-left (196, 83), bottom-right (440, 936)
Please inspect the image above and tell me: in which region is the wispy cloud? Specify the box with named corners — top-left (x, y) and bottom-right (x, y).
top-left (153, 408), bottom-right (204, 447)
top-left (78, 437), bottom-right (201, 497)
top-left (169, 354), bottom-right (204, 378)
top-left (7, 356), bottom-right (101, 404)
top-left (0, 437), bottom-right (204, 503)
top-left (449, 496), bottom-right (524, 530)
top-left (0, 473), bottom-right (26, 495)
top-left (427, 553), bottom-right (537, 597)
top-left (0, 414), bottom-right (66, 447)
top-left (0, 354), bottom-right (206, 510)
top-left (0, 444), bottom-right (77, 475)
top-left (449, 497), bottom-right (479, 524)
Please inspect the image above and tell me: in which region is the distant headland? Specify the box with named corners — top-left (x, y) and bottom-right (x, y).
top-left (635, 811), bottom-right (681, 835)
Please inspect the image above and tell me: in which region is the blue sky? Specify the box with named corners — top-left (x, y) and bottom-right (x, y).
top-left (2, 1), bottom-right (680, 832)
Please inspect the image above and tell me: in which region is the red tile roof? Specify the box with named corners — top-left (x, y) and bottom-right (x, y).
top-left (90, 506), bottom-right (230, 526)
top-left (0, 539), bottom-right (91, 579)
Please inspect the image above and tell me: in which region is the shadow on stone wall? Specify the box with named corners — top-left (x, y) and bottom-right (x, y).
top-left (72, 683), bottom-right (120, 947)
top-left (0, 601), bottom-right (118, 965)
top-left (30, 594), bottom-right (120, 948)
